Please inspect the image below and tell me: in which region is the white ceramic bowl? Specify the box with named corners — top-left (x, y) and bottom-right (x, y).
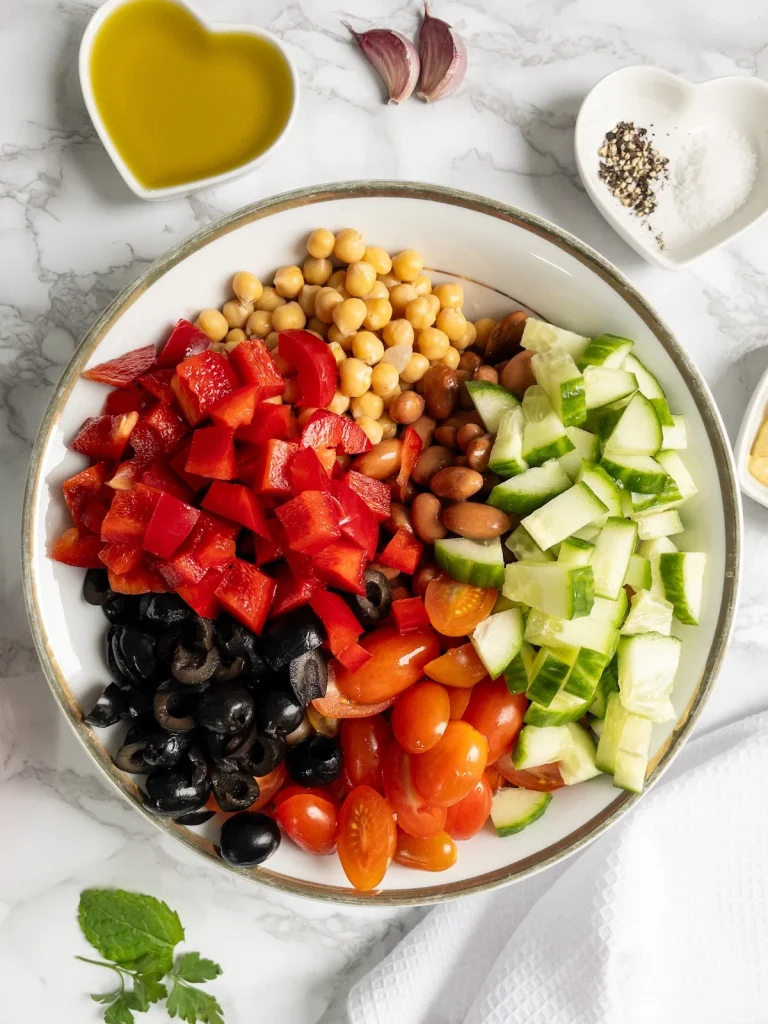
top-left (23, 182), bottom-right (740, 904)
top-left (79, 0), bottom-right (300, 201)
top-left (734, 363), bottom-right (768, 509)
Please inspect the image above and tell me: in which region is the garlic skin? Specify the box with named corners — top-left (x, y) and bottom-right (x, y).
top-left (346, 25), bottom-right (420, 104)
top-left (417, 2), bottom-right (467, 102)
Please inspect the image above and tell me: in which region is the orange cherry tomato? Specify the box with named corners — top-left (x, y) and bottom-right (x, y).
top-left (495, 753), bottom-right (565, 791)
top-left (336, 785), bottom-right (397, 891)
top-left (411, 721), bottom-right (488, 808)
top-left (311, 675), bottom-right (396, 719)
top-left (462, 680), bottom-right (528, 763)
top-left (394, 828), bottom-right (457, 872)
top-left (272, 785), bottom-right (330, 809)
top-left (444, 775), bottom-right (493, 840)
top-left (424, 578), bottom-right (497, 637)
top-left (341, 715), bottom-right (392, 791)
top-left (381, 742), bottom-right (447, 838)
top-left (276, 794), bottom-right (338, 854)
top-left (391, 681), bottom-right (450, 754)
top-left (445, 685), bottom-right (473, 719)
top-left (424, 643), bottom-right (488, 687)
top-left (334, 627), bottom-right (441, 704)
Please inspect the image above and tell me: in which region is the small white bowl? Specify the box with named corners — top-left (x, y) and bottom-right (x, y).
top-left (78, 0), bottom-right (300, 201)
top-left (734, 363), bottom-right (768, 509)
top-left (575, 66), bottom-right (768, 269)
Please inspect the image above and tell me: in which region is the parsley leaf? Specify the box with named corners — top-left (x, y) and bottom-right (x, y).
top-left (133, 974), bottom-right (167, 1009)
top-left (167, 980), bottom-right (225, 1024)
top-left (173, 953), bottom-right (222, 984)
top-left (79, 890), bottom-right (184, 964)
top-left (103, 992), bottom-right (142, 1024)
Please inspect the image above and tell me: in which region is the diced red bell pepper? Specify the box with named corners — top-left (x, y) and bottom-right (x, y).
top-left (229, 340), bottom-right (284, 400)
top-left (137, 367), bottom-right (176, 404)
top-left (378, 527), bottom-right (424, 575)
top-left (70, 412), bottom-right (139, 462)
top-left (343, 470), bottom-right (391, 521)
top-left (83, 344), bottom-right (156, 388)
top-left (142, 491), bottom-right (201, 559)
top-left (104, 387), bottom-right (148, 416)
top-left (100, 483), bottom-right (162, 544)
top-left (316, 448), bottom-right (337, 476)
top-left (336, 641), bottom-right (373, 672)
top-left (235, 403), bottom-right (291, 445)
top-left (391, 596), bottom-right (431, 633)
top-left (339, 417), bottom-right (373, 455)
top-left (140, 462), bottom-right (194, 503)
top-left (177, 351), bottom-right (240, 419)
top-left (329, 480), bottom-right (379, 561)
top-left (106, 460), bottom-right (141, 492)
top-left (254, 530), bottom-right (283, 566)
top-left (276, 490), bottom-right (341, 555)
top-left (278, 329), bottom-right (338, 407)
top-left (50, 527), bottom-right (104, 568)
top-left (129, 422), bottom-right (164, 467)
top-left (396, 425), bottom-right (423, 500)
top-left (309, 591), bottom-right (363, 657)
top-left (269, 563), bottom-right (324, 618)
top-left (300, 410), bottom-right (344, 449)
top-left (312, 540), bottom-right (367, 594)
top-left (159, 509), bottom-right (239, 587)
top-left (215, 559), bottom-right (276, 635)
top-left (210, 385), bottom-right (260, 429)
top-left (289, 447), bottom-right (331, 495)
top-left (175, 564), bottom-right (226, 617)
top-left (185, 425), bottom-right (236, 480)
top-left (169, 442), bottom-right (207, 491)
top-left (108, 562), bottom-right (170, 594)
top-left (195, 534), bottom-right (236, 569)
top-left (171, 375), bottom-right (205, 427)
top-left (143, 403), bottom-right (189, 454)
top-left (253, 439), bottom-right (298, 498)
top-left (156, 319), bottom-right (210, 369)
top-left (62, 463), bottom-right (108, 526)
top-left (99, 542), bottom-right (144, 575)
top-left (81, 499), bottom-right (110, 534)
top-left (201, 480), bottom-right (270, 538)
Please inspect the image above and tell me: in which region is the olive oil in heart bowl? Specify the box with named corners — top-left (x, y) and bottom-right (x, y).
top-left (79, 0), bottom-right (299, 200)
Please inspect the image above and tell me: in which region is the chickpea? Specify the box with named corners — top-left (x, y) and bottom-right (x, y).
top-left (328, 324), bottom-right (356, 350)
top-left (272, 353), bottom-right (293, 377)
top-left (307, 316), bottom-right (328, 339)
top-left (256, 286), bottom-right (285, 313)
top-left (307, 228), bottom-right (335, 259)
top-left (357, 415), bottom-right (384, 445)
top-left (371, 362), bottom-right (400, 397)
top-left (350, 392), bottom-right (385, 420)
top-left (232, 271), bottom-right (263, 305)
top-left (314, 287), bottom-right (344, 323)
top-left (389, 282), bottom-right (419, 317)
top-left (339, 357), bottom-right (373, 398)
top-left (333, 297), bottom-right (367, 335)
top-left (391, 249), bottom-right (424, 282)
top-left (334, 228), bottom-right (366, 264)
top-left (327, 341), bottom-right (346, 367)
top-left (327, 390), bottom-right (350, 415)
top-left (274, 265), bottom-right (304, 299)
top-left (378, 412), bottom-right (397, 440)
top-left (413, 273), bottom-right (432, 296)
top-left (226, 328), bottom-right (246, 345)
top-left (474, 318), bottom-right (496, 348)
top-left (389, 390), bottom-right (426, 424)
top-left (382, 385), bottom-right (401, 410)
top-left (283, 378), bottom-right (301, 404)
top-left (297, 406), bottom-right (319, 428)
top-left (352, 330), bottom-right (384, 366)
top-left (346, 261), bottom-right (377, 298)
top-left (367, 280), bottom-right (389, 299)
top-left (454, 320), bottom-right (477, 351)
top-left (361, 246), bottom-right (392, 275)
top-left (433, 282), bottom-right (464, 309)
top-left (264, 331), bottom-right (279, 350)
top-left (441, 346), bottom-right (461, 370)
top-left (378, 272), bottom-right (401, 290)
top-left (302, 256), bottom-right (333, 286)
top-left (364, 297), bottom-right (393, 331)
top-left (196, 308), bottom-right (228, 342)
top-left (245, 310), bottom-right (272, 338)
top-left (382, 318), bottom-right (415, 348)
top-left (405, 295), bottom-right (437, 331)
top-left (298, 284), bottom-right (320, 318)
top-left (425, 293), bottom-right (441, 319)
top-left (400, 352), bottom-right (430, 384)
top-left (417, 326), bottom-right (450, 361)
top-left (436, 307), bottom-right (467, 343)
top-left (223, 299), bottom-right (252, 329)
top-left (271, 301), bottom-right (306, 332)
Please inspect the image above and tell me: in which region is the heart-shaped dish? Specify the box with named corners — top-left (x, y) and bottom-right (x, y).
top-left (79, 0), bottom-right (299, 201)
top-left (575, 66), bottom-right (768, 269)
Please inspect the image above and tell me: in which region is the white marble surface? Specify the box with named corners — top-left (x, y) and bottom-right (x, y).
top-left (1, 0), bottom-right (767, 1021)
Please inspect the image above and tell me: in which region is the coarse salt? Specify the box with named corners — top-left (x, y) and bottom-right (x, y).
top-left (673, 128), bottom-right (757, 232)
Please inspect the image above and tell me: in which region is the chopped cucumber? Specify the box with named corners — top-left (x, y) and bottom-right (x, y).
top-left (505, 524), bottom-right (554, 563)
top-left (563, 647), bottom-right (608, 700)
top-left (590, 716), bottom-right (605, 738)
top-left (583, 366), bottom-right (638, 410)
top-left (618, 632), bottom-right (681, 722)
top-left (595, 692), bottom-right (652, 793)
top-left (588, 656), bottom-right (619, 718)
top-left (636, 509), bottom-right (684, 541)
top-left (464, 380), bottom-right (520, 433)
top-left (504, 641), bottom-right (535, 694)
top-left (624, 553), bottom-right (652, 590)
top-left (513, 722), bottom-right (601, 785)
top-left (590, 517), bottom-right (637, 600)
top-left (471, 608), bottom-right (524, 678)
top-left (590, 592), bottom-right (629, 628)
top-left (655, 450), bottom-right (697, 501)
top-left (571, 524), bottom-right (602, 543)
top-left (524, 609), bottom-right (619, 659)
top-left (578, 333), bottom-right (634, 369)
top-left (526, 646), bottom-right (575, 706)
top-left (503, 563), bottom-right (594, 620)
top-left (532, 349), bottom-right (587, 426)
top-left (639, 536), bottom-right (678, 598)
top-left (520, 318), bottom-right (590, 360)
top-left (557, 537), bottom-right (594, 567)
top-left (488, 459), bottom-right (571, 516)
top-left (602, 393), bottom-right (662, 456)
top-left (524, 688), bottom-right (590, 726)
top-left (559, 426), bottom-right (600, 480)
top-left (488, 406), bottom-right (528, 478)
top-left (521, 482), bottom-right (608, 551)
top-left (659, 551), bottom-right (707, 625)
top-left (601, 454), bottom-right (671, 494)
top-left (661, 415), bottom-right (687, 449)
top-left (586, 404), bottom-right (625, 441)
top-left (622, 354), bottom-right (674, 426)
top-left (491, 788), bottom-right (552, 836)
top-left (434, 537), bottom-right (505, 589)
top-left (576, 461), bottom-right (622, 527)
top-left (521, 386), bottom-right (575, 466)
top-left (621, 590), bottom-right (674, 636)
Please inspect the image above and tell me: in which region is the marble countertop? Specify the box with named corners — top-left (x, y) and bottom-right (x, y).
top-left (1, 0), bottom-right (767, 1020)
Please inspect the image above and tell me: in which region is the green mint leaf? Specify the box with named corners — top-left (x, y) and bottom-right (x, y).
top-left (78, 890), bottom-right (184, 965)
top-left (174, 952), bottom-right (222, 983)
top-left (167, 981), bottom-right (225, 1024)
top-left (103, 992), bottom-right (142, 1024)
top-left (133, 974), bottom-right (167, 1009)
top-left (122, 950), bottom-right (174, 977)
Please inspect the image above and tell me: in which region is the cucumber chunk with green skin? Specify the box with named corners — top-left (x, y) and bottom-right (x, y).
top-left (621, 590), bottom-right (674, 636)
top-left (639, 536), bottom-right (678, 598)
top-left (524, 688), bottom-right (591, 726)
top-left (618, 631), bottom-right (681, 722)
top-left (521, 386), bottom-right (575, 466)
top-left (505, 524), bottom-right (555, 562)
top-left (636, 509), bottom-right (684, 541)
top-left (470, 608), bottom-right (524, 678)
top-left (520, 318), bottom-right (590, 360)
top-left (655, 450), bottom-right (698, 500)
top-left (603, 393), bottom-right (663, 456)
top-left (576, 461), bottom-right (622, 527)
top-left (661, 415), bottom-right (687, 449)
top-left (557, 537), bottom-right (594, 567)
top-left (521, 482), bottom-right (608, 551)
top-left (488, 406), bottom-right (528, 478)
top-left (503, 563), bottom-right (594, 619)
top-left (504, 641), bottom-right (535, 694)
top-left (588, 656), bottom-right (619, 718)
top-left (488, 459), bottom-right (571, 516)
top-left (563, 647), bottom-right (608, 699)
top-left (590, 591), bottom-right (629, 627)
top-left (590, 517), bottom-right (638, 600)
top-left (491, 788), bottom-right (552, 836)
top-left (524, 609), bottom-right (619, 660)
top-left (583, 366), bottom-right (638, 410)
top-left (465, 380), bottom-right (520, 434)
top-left (526, 646), bottom-right (575, 706)
top-left (532, 349), bottom-right (587, 426)
top-left (601, 454), bottom-right (671, 494)
top-left (595, 692), bottom-right (653, 792)
top-left (585, 405), bottom-right (625, 441)
top-left (434, 537), bottom-right (505, 589)
top-left (624, 553), bottom-right (652, 590)
top-left (590, 716), bottom-right (605, 738)
top-left (513, 722), bottom-right (601, 785)
top-left (622, 354), bottom-right (674, 426)
top-left (577, 333), bottom-right (634, 369)
top-left (571, 524), bottom-right (602, 543)
top-left (659, 551), bottom-right (707, 625)
top-left (559, 427), bottom-right (600, 480)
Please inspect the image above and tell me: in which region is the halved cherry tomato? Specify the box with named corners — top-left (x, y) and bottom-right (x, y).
top-left (381, 742), bottom-right (446, 838)
top-left (424, 642), bottom-right (488, 687)
top-left (495, 753), bottom-right (565, 791)
top-left (341, 715), bottom-right (392, 791)
top-left (424, 578), bottom-right (497, 637)
top-left (445, 686), bottom-right (473, 720)
top-left (391, 681), bottom-right (450, 754)
top-left (411, 721), bottom-right (488, 808)
top-left (394, 829), bottom-right (457, 872)
top-left (336, 785), bottom-right (397, 891)
top-left (276, 793), bottom-right (338, 854)
top-left (311, 675), bottom-right (396, 719)
top-left (484, 766), bottom-right (505, 792)
top-left (444, 776), bottom-right (493, 840)
top-left (334, 627), bottom-right (440, 704)
top-left (462, 680), bottom-right (528, 763)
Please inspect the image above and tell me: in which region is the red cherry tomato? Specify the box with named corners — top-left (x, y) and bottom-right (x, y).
top-left (334, 627), bottom-right (441, 704)
top-left (424, 643), bottom-right (488, 687)
top-left (391, 681), bottom-right (450, 754)
top-left (311, 675), bottom-right (396, 719)
top-left (394, 829), bottom-right (457, 872)
top-left (424, 578), bottom-right (497, 637)
top-left (381, 742), bottom-right (447, 838)
top-left (444, 775), bottom-right (493, 840)
top-left (484, 765), bottom-right (505, 792)
top-left (272, 785), bottom-right (330, 809)
top-left (276, 794), bottom-right (338, 854)
top-left (462, 680), bottom-right (528, 763)
top-left (495, 752), bottom-right (565, 791)
top-left (445, 685), bottom-right (473, 719)
top-left (341, 715), bottom-right (392, 791)
top-left (336, 785), bottom-right (397, 891)
top-left (411, 721), bottom-right (488, 808)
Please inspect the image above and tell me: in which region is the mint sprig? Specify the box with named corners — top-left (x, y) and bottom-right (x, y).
top-left (77, 890), bottom-right (224, 1024)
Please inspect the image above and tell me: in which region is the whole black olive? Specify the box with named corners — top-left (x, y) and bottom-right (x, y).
top-left (112, 627), bottom-right (158, 687)
top-left (257, 687), bottom-right (304, 737)
top-left (216, 616), bottom-right (266, 677)
top-left (172, 644), bottom-right (220, 685)
top-left (144, 759), bottom-right (211, 816)
top-left (210, 767), bottom-right (260, 812)
top-left (102, 592), bottom-right (141, 625)
top-left (140, 593), bottom-right (191, 628)
top-left (219, 813), bottom-right (280, 867)
top-left (345, 569), bottom-right (392, 628)
top-left (85, 683), bottom-right (129, 728)
top-left (143, 729), bottom-right (194, 769)
top-left (288, 649), bottom-right (328, 706)
top-left (153, 683), bottom-right (198, 732)
top-left (286, 735), bottom-right (343, 786)
top-left (261, 608), bottom-right (324, 671)
top-left (197, 683), bottom-right (255, 735)
top-left (174, 809), bottom-right (215, 826)
top-left (83, 569), bottom-right (110, 606)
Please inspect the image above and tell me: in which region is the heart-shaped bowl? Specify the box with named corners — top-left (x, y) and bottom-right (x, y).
top-left (575, 66), bottom-right (768, 269)
top-left (79, 0), bottom-right (300, 201)
top-left (23, 182), bottom-right (740, 904)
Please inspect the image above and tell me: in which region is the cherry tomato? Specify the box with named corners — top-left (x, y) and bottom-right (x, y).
top-left (445, 686), bottom-right (472, 719)
top-left (391, 682), bottom-right (450, 754)
top-left (341, 715), bottom-right (392, 790)
top-left (311, 675), bottom-right (396, 718)
top-left (381, 742), bottom-right (447, 838)
top-left (484, 765), bottom-right (505, 792)
top-left (276, 794), bottom-right (338, 854)
top-left (272, 785), bottom-right (330, 809)
top-left (424, 578), bottom-right (497, 637)
top-left (444, 775), bottom-right (493, 840)
top-left (424, 643), bottom-right (488, 687)
top-left (334, 627), bottom-right (441, 704)
top-left (394, 829), bottom-right (457, 872)
top-left (206, 763), bottom-right (287, 816)
top-left (411, 721), bottom-right (488, 808)
top-left (495, 753), bottom-right (565, 791)
top-left (336, 785), bottom-right (397, 891)
top-left (462, 681), bottom-right (528, 763)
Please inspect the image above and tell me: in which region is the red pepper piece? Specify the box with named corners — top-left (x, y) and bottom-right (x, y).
top-left (309, 591), bottom-right (363, 657)
top-left (185, 425), bottom-right (236, 480)
top-left (171, 375), bottom-right (205, 427)
top-left (177, 351), bottom-right (240, 418)
top-left (100, 484), bottom-right (162, 544)
top-left (235, 403), bottom-right (291, 444)
top-left (140, 462), bottom-right (194, 503)
top-left (50, 527), bottom-right (104, 569)
top-left (62, 463), bottom-right (108, 527)
top-left (329, 480), bottom-right (379, 560)
top-left (80, 500), bottom-right (109, 535)
top-left (278, 329), bottom-right (338, 407)
top-left (289, 447), bottom-right (331, 495)
top-left (142, 491), bottom-right (201, 559)
top-left (109, 561), bottom-right (170, 595)
top-left (176, 564), bottom-right (227, 617)
top-left (104, 387), bottom-right (148, 416)
top-left (70, 412), bottom-right (139, 462)
top-left (129, 421), bottom-right (164, 467)
top-left (339, 418), bottom-right (373, 455)
top-left (169, 442), bottom-right (208, 492)
top-left (269, 563), bottom-right (324, 618)
top-left (300, 409), bottom-right (344, 450)
top-left (336, 641), bottom-right (373, 673)
top-left (215, 559), bottom-right (276, 635)
top-left (396, 426), bottom-right (423, 499)
top-left (378, 527), bottom-right (424, 575)
top-left (316, 448), bottom-right (337, 476)
top-left (312, 540), bottom-right (367, 594)
top-left (201, 480), bottom-right (271, 538)
top-left (107, 460), bottom-right (141, 492)
top-left (83, 344), bottom-right (156, 388)
top-left (210, 385), bottom-right (260, 429)
top-left (99, 542), bottom-right (144, 575)
top-left (156, 319), bottom-right (210, 368)
top-left (276, 490), bottom-right (342, 555)
top-left (137, 367), bottom-right (176, 404)
top-left (196, 533), bottom-right (236, 568)
top-left (391, 596), bottom-right (431, 633)
top-left (253, 439), bottom-right (298, 498)
top-left (229, 340), bottom-right (284, 399)
top-left (143, 403), bottom-right (189, 454)
top-left (254, 530), bottom-right (283, 566)
top-left (343, 470), bottom-right (391, 521)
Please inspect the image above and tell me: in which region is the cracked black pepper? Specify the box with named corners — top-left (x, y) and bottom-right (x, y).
top-left (598, 121), bottom-right (669, 217)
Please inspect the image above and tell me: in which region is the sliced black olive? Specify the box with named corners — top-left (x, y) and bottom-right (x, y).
top-left (286, 735), bottom-right (343, 786)
top-left (288, 649), bottom-right (328, 706)
top-left (102, 592), bottom-right (141, 625)
top-left (345, 569), bottom-right (392, 628)
top-left (143, 729), bottom-right (194, 769)
top-left (212, 655), bottom-right (245, 683)
top-left (257, 687), bottom-right (304, 737)
top-left (183, 616), bottom-right (216, 652)
top-left (153, 684), bottom-right (198, 733)
top-left (156, 625), bottom-right (185, 667)
top-left (187, 743), bottom-right (209, 786)
top-left (144, 759), bottom-right (211, 816)
top-left (261, 608), bottom-right (324, 672)
top-left (231, 727), bottom-right (285, 776)
top-left (139, 593), bottom-right (191, 628)
top-left (197, 683), bottom-right (255, 735)
top-left (85, 683), bottom-right (129, 728)
top-left (210, 767), bottom-right (260, 812)
top-left (115, 739), bottom-right (150, 773)
top-left (172, 644), bottom-right (220, 685)
top-left (106, 627), bottom-right (127, 685)
top-left (219, 812), bottom-right (280, 867)
top-left (83, 569), bottom-right (110, 606)
top-left (112, 627), bottom-right (158, 687)
top-left (216, 615), bottom-right (266, 677)
top-left (112, 683), bottom-right (152, 720)
top-left (174, 809), bottom-right (214, 826)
